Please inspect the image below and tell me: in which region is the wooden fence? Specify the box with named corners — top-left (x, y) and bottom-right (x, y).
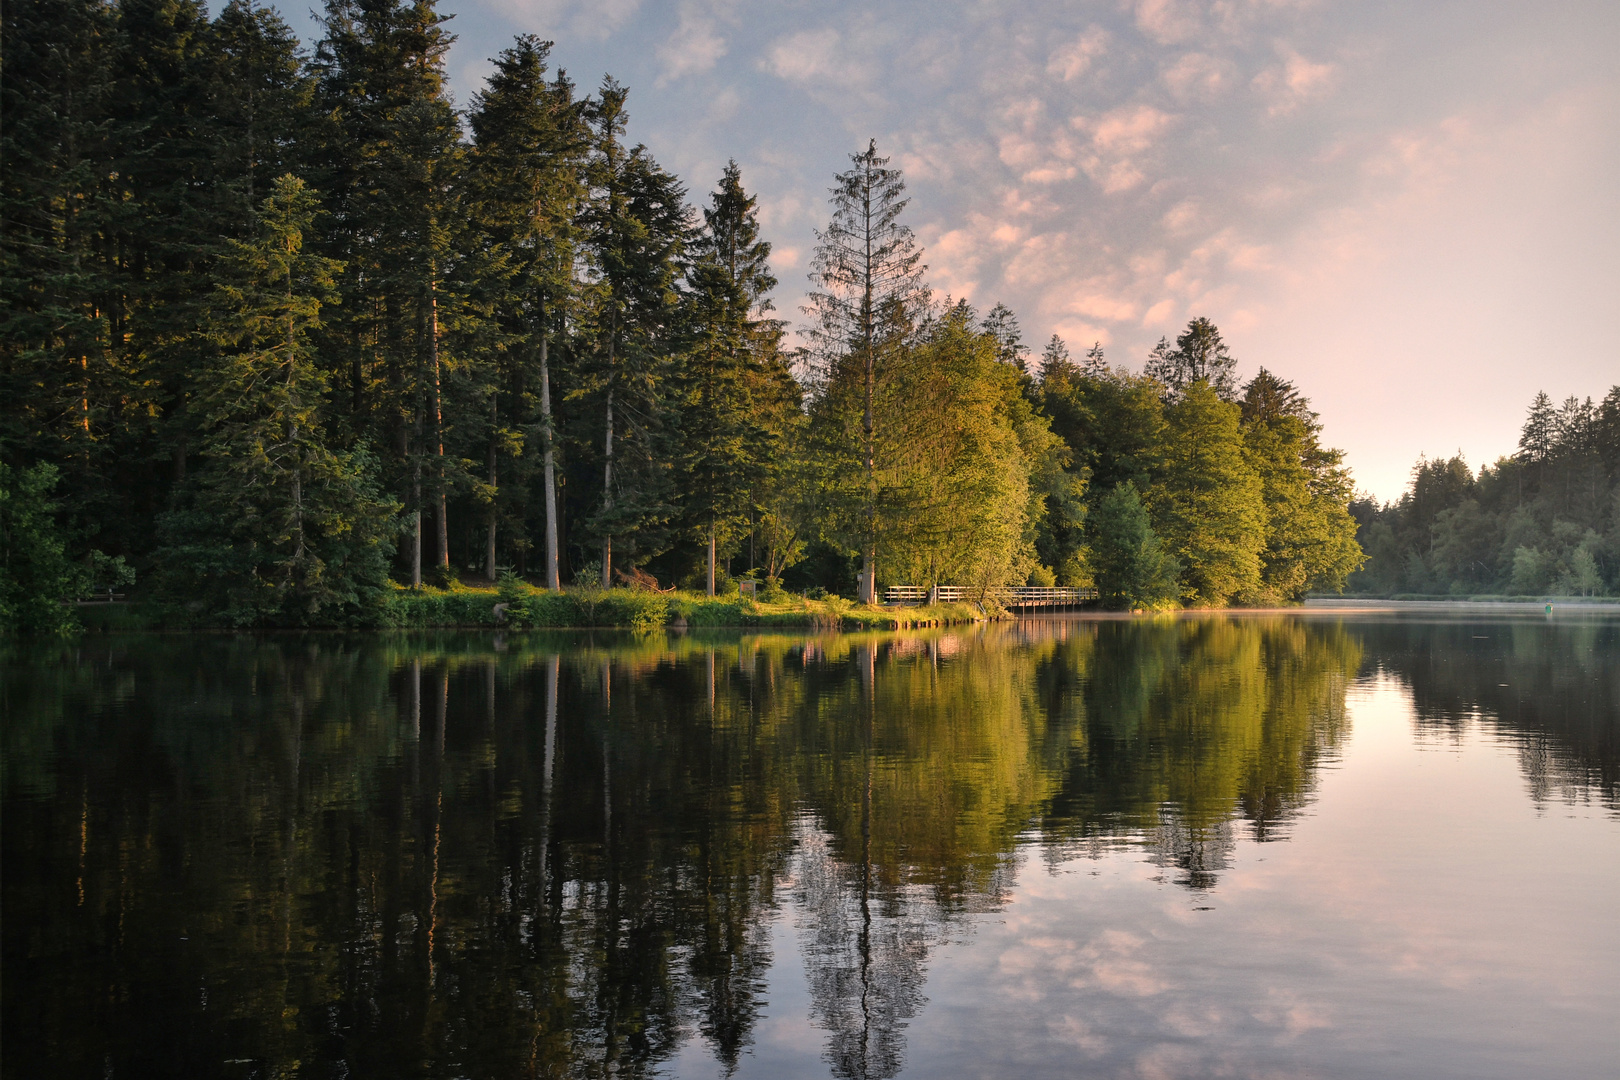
top-left (883, 585), bottom-right (1097, 608)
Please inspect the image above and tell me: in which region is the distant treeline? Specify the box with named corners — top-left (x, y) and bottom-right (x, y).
top-left (1351, 388), bottom-right (1620, 597)
top-left (0, 0), bottom-right (1359, 631)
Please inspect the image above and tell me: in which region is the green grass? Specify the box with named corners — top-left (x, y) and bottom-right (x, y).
top-left (63, 579), bottom-right (996, 632)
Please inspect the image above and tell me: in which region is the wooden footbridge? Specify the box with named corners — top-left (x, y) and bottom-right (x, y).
top-left (883, 585), bottom-right (1097, 610)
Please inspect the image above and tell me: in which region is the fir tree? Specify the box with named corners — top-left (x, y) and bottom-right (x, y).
top-left (467, 35), bottom-right (588, 587)
top-left (312, 0), bottom-right (459, 586)
top-left (1038, 335), bottom-right (1074, 384)
top-left (980, 302), bottom-right (1028, 372)
top-left (580, 80), bottom-right (689, 585)
top-left (1088, 481), bottom-right (1179, 610)
top-left (682, 162), bottom-right (780, 595)
top-left (1145, 317), bottom-right (1239, 399)
top-left (157, 175), bottom-right (397, 623)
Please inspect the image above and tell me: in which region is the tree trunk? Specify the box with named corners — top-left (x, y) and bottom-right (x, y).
top-left (486, 391), bottom-right (498, 580)
top-left (707, 524), bottom-right (717, 597)
top-left (602, 335), bottom-right (612, 586)
top-left (429, 269), bottom-right (449, 570)
top-left (540, 330), bottom-right (560, 590)
top-left (601, 380), bottom-right (615, 589)
top-left (411, 449), bottom-right (423, 589)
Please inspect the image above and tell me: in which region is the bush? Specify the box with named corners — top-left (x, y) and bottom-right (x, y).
top-left (0, 462), bottom-right (81, 634)
top-left (506, 587), bottom-right (669, 631)
top-left (381, 584), bottom-right (501, 627)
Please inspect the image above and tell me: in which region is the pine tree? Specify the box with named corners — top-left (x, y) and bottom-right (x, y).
top-left (580, 81), bottom-right (689, 586)
top-left (158, 175), bottom-right (397, 623)
top-left (312, 0), bottom-right (460, 586)
top-left (1145, 317), bottom-right (1239, 399)
top-left (467, 35), bottom-right (588, 587)
top-left (804, 141), bottom-right (927, 603)
top-left (681, 162), bottom-right (781, 595)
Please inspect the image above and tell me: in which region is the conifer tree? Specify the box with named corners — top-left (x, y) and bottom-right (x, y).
top-left (682, 162), bottom-right (780, 595)
top-left (804, 141), bottom-right (927, 603)
top-left (1089, 481), bottom-right (1179, 609)
top-left (0, 0), bottom-right (120, 486)
top-left (580, 81), bottom-right (689, 586)
top-left (158, 175), bottom-right (397, 623)
top-left (312, 0), bottom-right (459, 586)
top-left (980, 302), bottom-right (1028, 372)
top-left (467, 35), bottom-right (588, 587)
top-left (1146, 317), bottom-right (1239, 399)
top-left (1038, 335), bottom-right (1074, 384)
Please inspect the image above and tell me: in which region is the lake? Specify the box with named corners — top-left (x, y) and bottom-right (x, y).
top-left (4, 612), bottom-right (1617, 1079)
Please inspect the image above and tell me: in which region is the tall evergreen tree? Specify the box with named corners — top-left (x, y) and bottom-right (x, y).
top-left (681, 162), bottom-right (780, 595)
top-left (1145, 316), bottom-right (1239, 399)
top-left (467, 35), bottom-right (588, 587)
top-left (312, 0), bottom-right (459, 586)
top-left (804, 141), bottom-right (927, 603)
top-left (1088, 481), bottom-right (1179, 610)
top-left (156, 175), bottom-right (397, 623)
top-left (980, 302), bottom-right (1028, 372)
top-left (580, 81), bottom-right (689, 586)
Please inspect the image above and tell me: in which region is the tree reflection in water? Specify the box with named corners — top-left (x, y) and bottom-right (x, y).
top-left (3, 616), bottom-right (1610, 1078)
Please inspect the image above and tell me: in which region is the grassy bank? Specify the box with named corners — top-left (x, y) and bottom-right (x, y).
top-left (484, 582), bottom-right (987, 631)
top-left (73, 581), bottom-right (993, 632)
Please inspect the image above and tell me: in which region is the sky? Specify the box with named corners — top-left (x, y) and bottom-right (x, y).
top-left (282, 0), bottom-right (1619, 501)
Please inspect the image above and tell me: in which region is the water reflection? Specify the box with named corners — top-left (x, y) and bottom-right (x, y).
top-left (1, 615), bottom-right (1614, 1078)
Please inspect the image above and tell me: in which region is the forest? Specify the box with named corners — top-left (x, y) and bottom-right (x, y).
top-left (1350, 388), bottom-right (1620, 598)
top-left (1, 0), bottom-right (1363, 631)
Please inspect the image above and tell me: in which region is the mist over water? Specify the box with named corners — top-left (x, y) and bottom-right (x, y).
top-left (4, 614), bottom-right (1617, 1078)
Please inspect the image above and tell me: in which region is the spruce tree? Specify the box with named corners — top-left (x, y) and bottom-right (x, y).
top-left (158, 175), bottom-right (397, 623)
top-left (312, 0), bottom-right (459, 586)
top-left (980, 302), bottom-right (1028, 372)
top-left (466, 36), bottom-right (588, 588)
top-left (1089, 481), bottom-right (1179, 610)
top-left (580, 81), bottom-right (689, 586)
top-left (682, 162), bottom-right (780, 594)
top-left (1145, 316), bottom-right (1239, 399)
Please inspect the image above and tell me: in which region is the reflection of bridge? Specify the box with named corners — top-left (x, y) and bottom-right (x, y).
top-left (884, 585), bottom-right (1097, 609)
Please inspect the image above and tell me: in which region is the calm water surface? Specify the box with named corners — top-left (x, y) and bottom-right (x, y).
top-left (4, 614), bottom-right (1617, 1079)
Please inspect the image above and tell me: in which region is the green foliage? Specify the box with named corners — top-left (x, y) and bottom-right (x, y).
top-left (0, 11), bottom-right (1368, 626)
top-left (153, 176), bottom-right (399, 626)
top-left (1352, 386), bottom-right (1620, 597)
top-left (1088, 482), bottom-right (1180, 610)
top-left (1153, 380), bottom-right (1266, 605)
top-left (1240, 369), bottom-right (1363, 600)
top-left (0, 462), bottom-right (81, 633)
top-left (381, 583), bottom-right (504, 627)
